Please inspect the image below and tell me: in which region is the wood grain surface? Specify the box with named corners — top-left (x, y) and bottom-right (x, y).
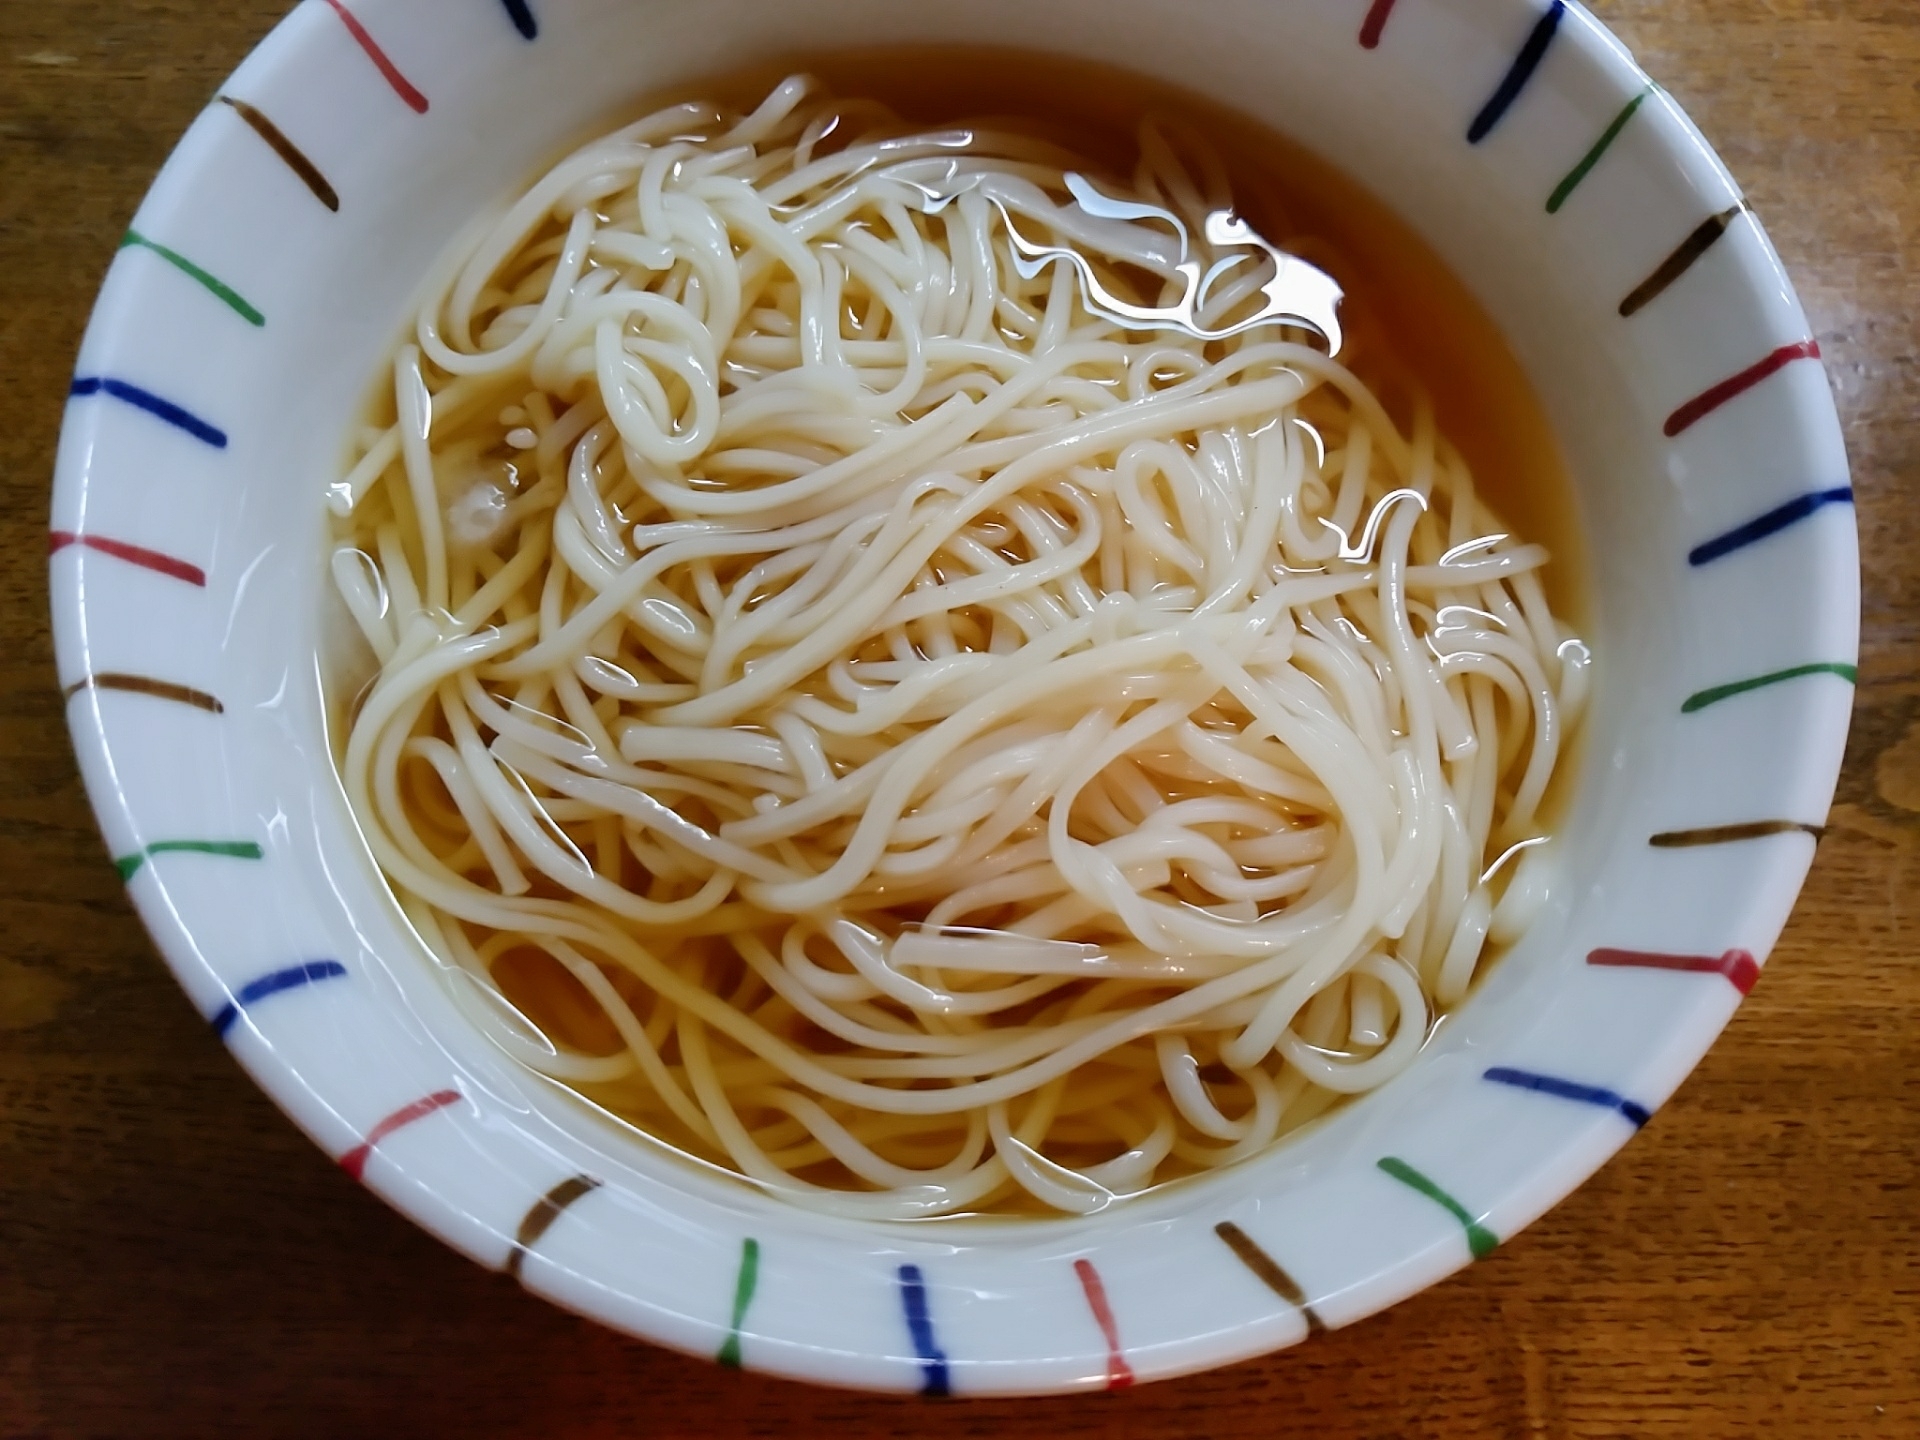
top-left (2, 3), bottom-right (1915, 1436)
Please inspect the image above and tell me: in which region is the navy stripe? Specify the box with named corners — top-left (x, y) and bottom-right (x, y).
top-left (897, 1264), bottom-right (950, 1397)
top-left (212, 960), bottom-right (348, 1036)
top-left (1469, 1), bottom-right (1567, 143)
top-left (1688, 487), bottom-right (1854, 566)
top-left (500, 0), bottom-right (537, 38)
top-left (69, 377), bottom-right (228, 448)
top-left (1484, 1067), bottom-right (1650, 1127)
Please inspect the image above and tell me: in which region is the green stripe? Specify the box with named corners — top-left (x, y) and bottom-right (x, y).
top-left (1378, 1157), bottom-right (1498, 1259)
top-left (1681, 662), bottom-right (1857, 714)
top-left (1546, 86), bottom-right (1654, 214)
top-left (717, 1237), bottom-right (761, 1368)
top-left (121, 230), bottom-right (266, 325)
top-left (115, 839), bottom-right (265, 881)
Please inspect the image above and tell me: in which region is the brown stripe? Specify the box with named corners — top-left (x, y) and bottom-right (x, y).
top-left (1214, 1222), bottom-right (1325, 1334)
top-left (1650, 819), bottom-right (1824, 848)
top-left (218, 96), bottom-right (340, 211)
top-left (65, 673), bottom-right (224, 714)
top-left (505, 1175), bottom-right (601, 1280)
top-left (1620, 203), bottom-right (1745, 317)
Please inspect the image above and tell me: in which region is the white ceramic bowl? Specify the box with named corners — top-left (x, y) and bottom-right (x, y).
top-left (50, 0), bottom-right (1856, 1395)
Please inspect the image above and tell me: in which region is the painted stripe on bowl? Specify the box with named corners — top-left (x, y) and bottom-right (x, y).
top-left (49, 532), bottom-right (207, 586)
top-left (1547, 84), bottom-right (1653, 213)
top-left (68, 377), bottom-right (227, 448)
top-left (1681, 662), bottom-right (1856, 714)
top-left (64, 673), bottom-right (224, 714)
top-left (217, 96), bottom-right (340, 211)
top-left (211, 959), bottom-right (348, 1036)
top-left (120, 231), bottom-right (265, 325)
top-left (115, 839), bottom-right (263, 882)
top-left (1213, 1221), bottom-right (1326, 1333)
top-left (1664, 339), bottom-right (1823, 437)
top-left (897, 1264), bottom-right (950, 1396)
top-left (500, 0), bottom-right (537, 40)
top-left (1359, 0), bottom-right (1398, 50)
top-left (1482, 1067), bottom-right (1651, 1127)
top-left (504, 1174), bottom-right (601, 1279)
top-left (339, 1089), bottom-right (464, 1180)
top-left (1071, 1258), bottom-right (1135, 1391)
top-left (318, 0), bottom-right (429, 112)
top-left (717, 1237), bottom-right (761, 1368)
top-left (1687, 486), bottom-right (1854, 566)
top-left (1376, 1158), bottom-right (1497, 1258)
top-left (1649, 820), bottom-right (1824, 848)
top-left (1468, 0), bottom-right (1565, 144)
top-left (1620, 203), bottom-right (1748, 316)
top-left (1587, 947), bottom-right (1761, 995)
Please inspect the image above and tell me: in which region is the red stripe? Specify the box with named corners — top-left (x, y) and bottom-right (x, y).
top-left (1587, 948), bottom-right (1761, 996)
top-left (1360, 0), bottom-right (1399, 48)
top-left (320, 0), bottom-right (429, 113)
top-left (1663, 340), bottom-right (1821, 437)
top-left (50, 531), bottom-right (207, 586)
top-left (1073, 1258), bottom-right (1135, 1392)
top-left (339, 1089), bottom-right (462, 1179)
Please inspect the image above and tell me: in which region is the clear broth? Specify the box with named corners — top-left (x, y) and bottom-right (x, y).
top-left (331, 46), bottom-right (1590, 1217)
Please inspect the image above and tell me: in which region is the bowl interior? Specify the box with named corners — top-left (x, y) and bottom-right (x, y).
top-left (51, 0), bottom-right (1855, 1395)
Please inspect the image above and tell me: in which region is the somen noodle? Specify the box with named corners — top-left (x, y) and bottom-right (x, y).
top-left (328, 74), bottom-right (1589, 1218)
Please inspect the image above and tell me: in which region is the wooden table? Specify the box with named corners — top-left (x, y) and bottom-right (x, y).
top-left (3, 3), bottom-right (1915, 1434)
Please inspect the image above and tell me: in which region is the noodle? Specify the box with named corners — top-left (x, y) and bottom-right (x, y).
top-left (329, 74), bottom-right (1590, 1219)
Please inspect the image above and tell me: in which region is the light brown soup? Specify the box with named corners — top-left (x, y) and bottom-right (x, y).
top-left (331, 47), bottom-right (1588, 1217)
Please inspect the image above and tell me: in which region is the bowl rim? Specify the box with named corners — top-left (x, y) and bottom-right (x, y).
top-left (48, 0), bottom-right (1858, 1396)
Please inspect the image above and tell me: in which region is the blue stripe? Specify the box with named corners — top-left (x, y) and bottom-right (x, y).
top-left (1484, 1067), bottom-right (1650, 1127)
top-left (212, 960), bottom-right (348, 1036)
top-left (897, 1264), bottom-right (950, 1397)
top-left (1687, 487), bottom-right (1854, 566)
top-left (69, 377), bottom-right (228, 448)
top-left (500, 0), bottom-right (537, 39)
top-left (1468, 1), bottom-right (1566, 143)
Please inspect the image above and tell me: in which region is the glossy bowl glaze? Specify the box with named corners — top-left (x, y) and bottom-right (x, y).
top-left (49, 0), bottom-right (1855, 1395)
